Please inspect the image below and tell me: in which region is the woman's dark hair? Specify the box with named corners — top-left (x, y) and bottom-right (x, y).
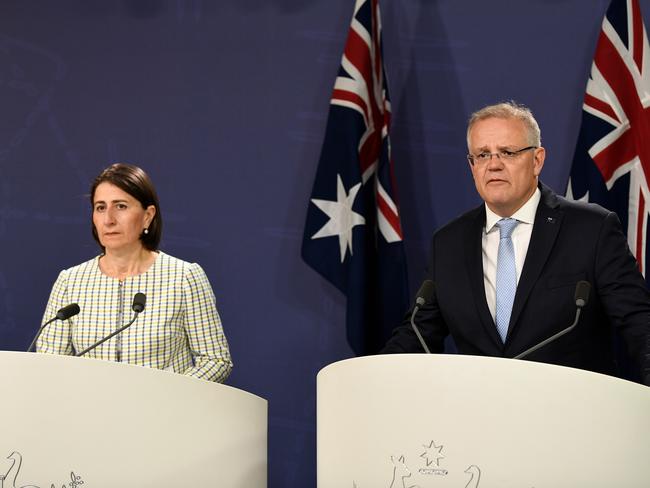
top-left (90, 163), bottom-right (162, 251)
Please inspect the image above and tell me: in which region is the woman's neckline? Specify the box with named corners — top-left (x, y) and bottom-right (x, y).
top-left (97, 250), bottom-right (161, 280)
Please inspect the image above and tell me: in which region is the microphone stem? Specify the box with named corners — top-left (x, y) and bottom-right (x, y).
top-left (75, 312), bottom-right (140, 357)
top-left (27, 317), bottom-right (57, 352)
top-left (410, 305), bottom-right (431, 354)
top-left (514, 307), bottom-right (582, 360)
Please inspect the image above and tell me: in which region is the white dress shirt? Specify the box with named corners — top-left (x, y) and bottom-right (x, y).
top-left (482, 188), bottom-right (541, 323)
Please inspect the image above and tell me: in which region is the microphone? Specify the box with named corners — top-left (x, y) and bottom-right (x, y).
top-left (132, 292), bottom-right (146, 313)
top-left (514, 281), bottom-right (591, 360)
top-left (75, 293), bottom-right (146, 358)
top-left (28, 303), bottom-right (80, 352)
top-left (410, 280), bottom-right (436, 354)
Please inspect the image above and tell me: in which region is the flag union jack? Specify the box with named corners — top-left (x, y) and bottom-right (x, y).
top-left (302, 0), bottom-right (409, 355)
top-left (568, 0), bottom-right (650, 278)
top-left (328, 0), bottom-right (404, 245)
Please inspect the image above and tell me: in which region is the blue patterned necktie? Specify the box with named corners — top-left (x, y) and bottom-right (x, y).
top-left (495, 218), bottom-right (519, 342)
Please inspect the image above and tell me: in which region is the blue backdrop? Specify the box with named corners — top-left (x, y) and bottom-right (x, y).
top-left (0, 0), bottom-right (641, 486)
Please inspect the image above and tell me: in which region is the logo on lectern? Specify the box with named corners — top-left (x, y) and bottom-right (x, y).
top-left (0, 451), bottom-right (84, 488)
top-left (352, 439), bottom-right (482, 488)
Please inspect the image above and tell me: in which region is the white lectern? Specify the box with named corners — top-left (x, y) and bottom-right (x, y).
top-left (318, 354), bottom-right (650, 488)
top-left (0, 352), bottom-right (267, 487)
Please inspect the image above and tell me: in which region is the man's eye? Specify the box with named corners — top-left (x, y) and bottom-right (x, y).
top-left (477, 153), bottom-right (490, 160)
top-left (117, 204), bottom-right (127, 209)
top-left (501, 150), bottom-right (516, 158)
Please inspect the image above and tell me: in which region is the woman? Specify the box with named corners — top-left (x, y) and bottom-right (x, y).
top-left (38, 163), bottom-right (232, 383)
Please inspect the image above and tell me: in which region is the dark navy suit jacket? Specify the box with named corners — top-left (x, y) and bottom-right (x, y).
top-left (383, 183), bottom-right (650, 385)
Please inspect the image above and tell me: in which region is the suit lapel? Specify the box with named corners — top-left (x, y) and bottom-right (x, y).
top-left (507, 184), bottom-right (563, 341)
top-left (465, 206), bottom-right (504, 349)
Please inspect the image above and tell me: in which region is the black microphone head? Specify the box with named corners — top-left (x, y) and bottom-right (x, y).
top-left (132, 292), bottom-right (146, 313)
top-left (415, 280), bottom-right (436, 307)
top-left (56, 303), bottom-right (80, 321)
top-left (574, 281), bottom-right (591, 308)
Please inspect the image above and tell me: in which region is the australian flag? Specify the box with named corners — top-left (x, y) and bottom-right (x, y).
top-left (567, 0), bottom-right (650, 284)
top-left (301, 0), bottom-right (409, 355)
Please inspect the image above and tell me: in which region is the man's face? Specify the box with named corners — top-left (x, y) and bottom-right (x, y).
top-left (467, 117), bottom-right (545, 217)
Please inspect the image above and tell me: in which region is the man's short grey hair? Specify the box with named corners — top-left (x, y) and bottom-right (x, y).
top-left (466, 101), bottom-right (541, 149)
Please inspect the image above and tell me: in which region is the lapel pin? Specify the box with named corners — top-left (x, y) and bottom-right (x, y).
top-left (546, 217), bottom-right (556, 224)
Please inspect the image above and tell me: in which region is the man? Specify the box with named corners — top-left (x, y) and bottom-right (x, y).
top-left (382, 101), bottom-right (650, 386)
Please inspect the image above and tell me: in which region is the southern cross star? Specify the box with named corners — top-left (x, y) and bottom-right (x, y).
top-left (310, 174), bottom-right (365, 263)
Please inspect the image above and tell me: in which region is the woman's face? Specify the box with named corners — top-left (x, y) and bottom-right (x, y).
top-left (92, 182), bottom-right (155, 253)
